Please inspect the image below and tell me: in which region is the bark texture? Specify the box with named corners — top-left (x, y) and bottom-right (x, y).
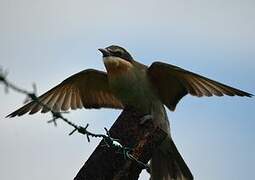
top-left (74, 108), bottom-right (167, 180)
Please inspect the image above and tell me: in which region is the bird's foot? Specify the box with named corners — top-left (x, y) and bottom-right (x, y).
top-left (140, 114), bottom-right (154, 125)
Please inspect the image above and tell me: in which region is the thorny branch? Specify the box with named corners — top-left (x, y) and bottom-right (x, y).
top-left (0, 67), bottom-right (150, 172)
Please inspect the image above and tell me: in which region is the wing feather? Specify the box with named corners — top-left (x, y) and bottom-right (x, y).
top-left (7, 69), bottom-right (123, 117)
top-left (70, 89), bottom-right (77, 110)
top-left (62, 89), bottom-right (72, 111)
top-left (148, 62), bottom-right (252, 111)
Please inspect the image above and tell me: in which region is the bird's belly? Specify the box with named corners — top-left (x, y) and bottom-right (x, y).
top-left (108, 67), bottom-right (170, 134)
top-left (110, 75), bottom-right (153, 111)
top-left (112, 78), bottom-right (170, 133)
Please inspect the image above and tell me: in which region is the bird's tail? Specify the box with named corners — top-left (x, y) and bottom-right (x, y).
top-left (150, 137), bottom-right (193, 180)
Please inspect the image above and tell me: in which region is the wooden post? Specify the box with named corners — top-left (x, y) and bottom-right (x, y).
top-left (74, 108), bottom-right (167, 180)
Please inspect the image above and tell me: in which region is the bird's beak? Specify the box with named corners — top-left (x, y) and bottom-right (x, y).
top-left (98, 48), bottom-right (110, 57)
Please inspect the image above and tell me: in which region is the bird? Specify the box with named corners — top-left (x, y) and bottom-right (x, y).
top-left (7, 45), bottom-right (253, 180)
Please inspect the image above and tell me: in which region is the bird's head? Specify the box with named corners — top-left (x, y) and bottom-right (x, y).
top-left (98, 45), bottom-right (133, 62)
top-left (99, 45), bottom-right (134, 74)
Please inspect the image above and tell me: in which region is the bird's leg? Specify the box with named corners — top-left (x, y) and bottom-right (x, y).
top-left (140, 114), bottom-right (154, 125)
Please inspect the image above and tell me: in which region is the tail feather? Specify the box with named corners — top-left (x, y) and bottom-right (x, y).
top-left (150, 137), bottom-right (193, 180)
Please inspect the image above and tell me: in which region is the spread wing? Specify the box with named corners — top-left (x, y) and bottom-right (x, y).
top-left (148, 62), bottom-right (253, 111)
top-left (7, 69), bottom-right (123, 117)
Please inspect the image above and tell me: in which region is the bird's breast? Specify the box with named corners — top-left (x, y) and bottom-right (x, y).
top-left (105, 61), bottom-right (170, 133)
top-left (103, 56), bottom-right (133, 76)
top-left (106, 64), bottom-right (159, 112)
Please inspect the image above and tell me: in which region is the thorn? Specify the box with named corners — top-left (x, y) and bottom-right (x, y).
top-left (28, 93), bottom-right (37, 101)
top-left (104, 127), bottom-right (110, 136)
top-left (0, 67), bottom-right (8, 82)
top-left (69, 128), bottom-right (77, 136)
top-left (86, 134), bottom-right (90, 142)
top-left (0, 68), bottom-right (9, 94)
top-left (0, 76), bottom-right (4, 82)
top-left (51, 112), bottom-right (62, 121)
top-left (85, 123), bottom-right (89, 129)
top-left (32, 83), bottom-right (37, 95)
top-left (47, 118), bottom-right (58, 126)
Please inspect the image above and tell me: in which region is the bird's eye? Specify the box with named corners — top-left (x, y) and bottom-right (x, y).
top-left (114, 51), bottom-right (122, 56)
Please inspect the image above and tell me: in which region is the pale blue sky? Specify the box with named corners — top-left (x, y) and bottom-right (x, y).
top-left (0, 0), bottom-right (254, 180)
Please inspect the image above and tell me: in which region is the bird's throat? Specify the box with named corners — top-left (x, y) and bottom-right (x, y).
top-left (103, 56), bottom-right (133, 76)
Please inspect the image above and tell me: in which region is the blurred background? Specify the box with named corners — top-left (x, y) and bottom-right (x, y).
top-left (0, 0), bottom-right (254, 179)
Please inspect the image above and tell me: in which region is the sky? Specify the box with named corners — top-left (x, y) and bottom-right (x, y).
top-left (0, 0), bottom-right (254, 179)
